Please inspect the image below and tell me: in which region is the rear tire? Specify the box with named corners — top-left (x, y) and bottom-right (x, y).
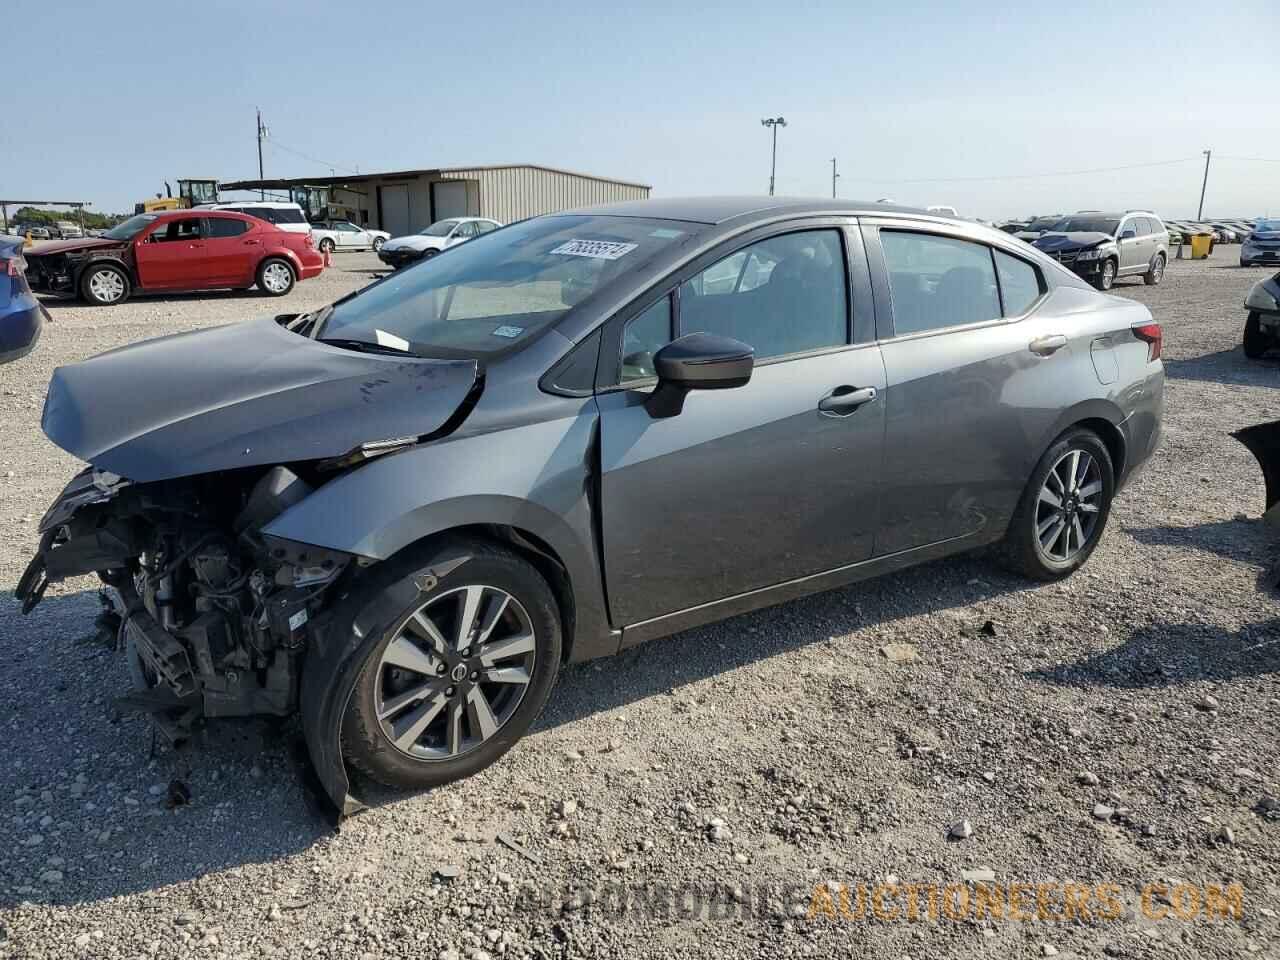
top-left (79, 263), bottom-right (131, 306)
top-left (318, 238), bottom-right (335, 254)
top-left (1143, 254), bottom-right (1165, 286)
top-left (998, 428), bottom-right (1115, 581)
top-left (256, 258), bottom-right (295, 297)
top-left (1244, 312), bottom-right (1270, 359)
top-left (341, 539), bottom-right (562, 791)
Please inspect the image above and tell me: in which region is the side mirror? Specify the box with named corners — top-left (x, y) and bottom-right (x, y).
top-left (1120, 229), bottom-right (1136, 240)
top-left (645, 333), bottom-right (754, 419)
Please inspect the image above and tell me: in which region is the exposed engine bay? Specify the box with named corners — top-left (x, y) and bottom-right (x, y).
top-left (17, 465), bottom-right (352, 747)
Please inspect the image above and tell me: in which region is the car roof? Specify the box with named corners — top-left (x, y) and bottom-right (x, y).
top-left (203, 200), bottom-right (302, 208)
top-left (557, 196), bottom-right (933, 225)
top-left (150, 209), bottom-right (255, 221)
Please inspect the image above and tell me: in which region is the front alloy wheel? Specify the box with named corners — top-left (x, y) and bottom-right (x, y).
top-left (375, 585), bottom-right (536, 760)
top-left (341, 540), bottom-right (561, 790)
top-left (1095, 259), bottom-right (1116, 290)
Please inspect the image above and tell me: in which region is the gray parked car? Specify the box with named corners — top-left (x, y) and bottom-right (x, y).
top-left (1033, 211), bottom-right (1169, 290)
top-left (16, 198), bottom-right (1165, 813)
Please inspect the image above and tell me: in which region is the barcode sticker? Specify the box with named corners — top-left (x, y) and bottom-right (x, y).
top-left (550, 239), bottom-right (638, 260)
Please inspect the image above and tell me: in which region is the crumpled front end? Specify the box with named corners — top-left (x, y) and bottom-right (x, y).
top-left (15, 463), bottom-right (361, 812)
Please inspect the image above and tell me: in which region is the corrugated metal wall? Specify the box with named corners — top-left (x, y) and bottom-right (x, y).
top-left (440, 167), bottom-right (650, 223)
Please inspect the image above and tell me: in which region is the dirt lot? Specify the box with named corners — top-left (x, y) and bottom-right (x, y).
top-left (0, 252), bottom-right (1277, 960)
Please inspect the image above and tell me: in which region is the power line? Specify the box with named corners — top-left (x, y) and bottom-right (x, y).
top-left (843, 156), bottom-right (1200, 185)
top-left (264, 138), bottom-right (361, 177)
top-left (1218, 155), bottom-right (1280, 164)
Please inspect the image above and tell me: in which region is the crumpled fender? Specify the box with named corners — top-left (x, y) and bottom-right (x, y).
top-left (1233, 419), bottom-right (1280, 514)
top-left (300, 546), bottom-right (472, 817)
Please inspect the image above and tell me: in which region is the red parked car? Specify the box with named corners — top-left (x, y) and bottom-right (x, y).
top-left (24, 210), bottom-right (325, 306)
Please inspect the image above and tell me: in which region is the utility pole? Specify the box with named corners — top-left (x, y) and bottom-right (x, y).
top-left (761, 117), bottom-right (787, 196)
top-left (830, 157), bottom-right (839, 199)
top-left (1197, 149), bottom-right (1211, 220)
top-left (256, 109), bottom-right (267, 200)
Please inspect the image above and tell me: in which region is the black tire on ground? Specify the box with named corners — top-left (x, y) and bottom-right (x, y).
top-left (79, 263), bottom-right (131, 306)
top-left (255, 258), bottom-right (296, 297)
top-left (372, 237), bottom-right (384, 252)
top-left (1244, 312), bottom-right (1270, 359)
top-left (318, 238), bottom-right (335, 254)
top-left (1092, 259), bottom-right (1117, 291)
top-left (1143, 253), bottom-right (1165, 286)
top-left (341, 538), bottom-right (562, 791)
top-left (998, 427), bottom-right (1115, 581)
top-left (419, 249), bottom-right (439, 264)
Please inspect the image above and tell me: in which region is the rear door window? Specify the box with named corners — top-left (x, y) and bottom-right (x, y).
top-left (993, 249), bottom-right (1043, 316)
top-left (205, 218), bottom-right (249, 238)
top-left (880, 231), bottom-right (1001, 334)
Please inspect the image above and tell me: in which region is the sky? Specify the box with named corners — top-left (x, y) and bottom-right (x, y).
top-left (6, 0), bottom-right (1279, 221)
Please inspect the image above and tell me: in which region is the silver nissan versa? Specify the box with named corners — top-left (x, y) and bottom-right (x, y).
top-left (17, 197), bottom-right (1164, 813)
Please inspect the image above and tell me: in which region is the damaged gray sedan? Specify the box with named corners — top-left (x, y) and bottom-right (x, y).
top-left (17, 197), bottom-right (1164, 813)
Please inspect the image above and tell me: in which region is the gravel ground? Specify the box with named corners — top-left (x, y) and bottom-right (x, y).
top-left (0, 252), bottom-right (1277, 959)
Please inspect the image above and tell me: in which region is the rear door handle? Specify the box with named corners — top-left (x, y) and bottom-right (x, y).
top-left (818, 385), bottom-right (877, 416)
top-left (1029, 334), bottom-right (1068, 357)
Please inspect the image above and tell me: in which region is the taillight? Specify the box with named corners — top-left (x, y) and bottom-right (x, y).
top-left (4, 256), bottom-right (23, 278)
top-left (1133, 322), bottom-right (1162, 361)
top-left (304, 234), bottom-right (314, 249)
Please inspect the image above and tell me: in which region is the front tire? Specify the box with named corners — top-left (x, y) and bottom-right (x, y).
top-left (1092, 259), bottom-right (1117, 291)
top-left (999, 428), bottom-right (1115, 581)
top-left (256, 258), bottom-right (296, 297)
top-left (1244, 312), bottom-right (1270, 359)
top-left (1143, 254), bottom-right (1165, 286)
top-left (418, 249), bottom-right (439, 264)
top-left (341, 539), bottom-right (562, 791)
top-left (79, 263), bottom-right (131, 306)
top-left (372, 237), bottom-right (385, 252)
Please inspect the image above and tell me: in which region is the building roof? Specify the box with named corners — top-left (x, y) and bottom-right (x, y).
top-left (221, 163), bottom-right (652, 193)
top-left (558, 196), bottom-right (932, 225)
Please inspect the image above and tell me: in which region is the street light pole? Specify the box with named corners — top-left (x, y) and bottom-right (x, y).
top-left (761, 117), bottom-right (787, 196)
top-left (1197, 149), bottom-right (1211, 221)
top-left (831, 157), bottom-right (839, 199)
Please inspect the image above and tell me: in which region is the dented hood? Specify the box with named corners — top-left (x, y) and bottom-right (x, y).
top-left (42, 316), bottom-right (478, 481)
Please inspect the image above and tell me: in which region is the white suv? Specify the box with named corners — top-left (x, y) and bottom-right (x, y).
top-left (196, 201), bottom-right (311, 234)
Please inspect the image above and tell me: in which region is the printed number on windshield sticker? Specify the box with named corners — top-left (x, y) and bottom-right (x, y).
top-left (550, 239), bottom-right (638, 260)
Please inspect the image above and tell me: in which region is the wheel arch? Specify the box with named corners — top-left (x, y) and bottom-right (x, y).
top-left (1036, 401), bottom-right (1128, 484)
top-left (76, 256), bottom-right (135, 292)
top-left (258, 250), bottom-right (302, 278)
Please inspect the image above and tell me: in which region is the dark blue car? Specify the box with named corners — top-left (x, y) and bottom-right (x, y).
top-left (0, 237), bottom-right (47, 363)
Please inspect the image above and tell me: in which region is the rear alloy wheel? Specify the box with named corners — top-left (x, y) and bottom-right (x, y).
top-left (80, 263), bottom-right (131, 306)
top-left (1093, 259), bottom-right (1117, 291)
top-left (318, 238), bottom-right (335, 254)
top-left (1244, 312), bottom-right (1271, 359)
top-left (256, 258), bottom-right (295, 296)
top-left (342, 540), bottom-right (561, 790)
top-left (999, 428), bottom-right (1114, 580)
top-left (1143, 254), bottom-right (1165, 286)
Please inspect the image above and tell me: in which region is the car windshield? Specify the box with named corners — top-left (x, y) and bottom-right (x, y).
top-left (420, 220), bottom-right (460, 237)
top-left (1027, 217), bottom-right (1061, 230)
top-left (103, 214), bottom-right (158, 241)
top-left (1255, 220), bottom-right (1280, 232)
top-left (317, 215), bottom-right (696, 358)
top-left (1051, 217), bottom-right (1120, 234)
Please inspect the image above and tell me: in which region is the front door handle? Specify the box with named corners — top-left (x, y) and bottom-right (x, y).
top-left (818, 385), bottom-right (877, 416)
top-left (243, 239), bottom-right (261, 246)
top-left (1029, 334), bottom-right (1068, 357)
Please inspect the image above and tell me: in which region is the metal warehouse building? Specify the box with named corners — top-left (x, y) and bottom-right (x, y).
top-left (221, 163), bottom-right (651, 236)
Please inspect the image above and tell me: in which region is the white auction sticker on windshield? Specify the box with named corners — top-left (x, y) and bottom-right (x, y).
top-left (374, 329), bottom-right (410, 351)
top-left (550, 239), bottom-right (638, 260)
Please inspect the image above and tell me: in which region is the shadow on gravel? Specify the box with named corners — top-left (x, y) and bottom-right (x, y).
top-left (0, 589), bottom-right (334, 910)
top-left (1161, 348), bottom-right (1280, 388)
top-left (1127, 518), bottom-right (1275, 565)
top-left (1028, 618), bottom-right (1280, 689)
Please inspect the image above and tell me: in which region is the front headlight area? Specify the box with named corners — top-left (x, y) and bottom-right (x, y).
top-left (1076, 248), bottom-right (1106, 261)
top-left (1245, 284), bottom-right (1280, 312)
